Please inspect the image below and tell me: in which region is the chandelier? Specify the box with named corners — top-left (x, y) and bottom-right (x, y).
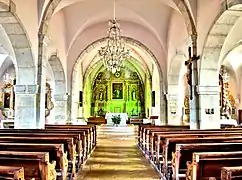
top-left (98, 0), bottom-right (130, 74)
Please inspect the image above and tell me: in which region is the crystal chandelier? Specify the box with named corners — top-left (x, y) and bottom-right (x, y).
top-left (98, 0), bottom-right (130, 74)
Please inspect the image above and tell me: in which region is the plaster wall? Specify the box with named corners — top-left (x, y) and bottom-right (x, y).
top-left (48, 11), bottom-right (67, 83)
top-left (196, 0), bottom-right (222, 55)
top-left (14, 0), bottom-right (38, 62)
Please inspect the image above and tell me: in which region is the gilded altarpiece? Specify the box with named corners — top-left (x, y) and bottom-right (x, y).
top-left (1, 80), bottom-right (15, 118)
top-left (91, 71), bottom-right (145, 117)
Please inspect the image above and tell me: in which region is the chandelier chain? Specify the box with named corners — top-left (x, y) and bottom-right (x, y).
top-left (98, 0), bottom-right (130, 74)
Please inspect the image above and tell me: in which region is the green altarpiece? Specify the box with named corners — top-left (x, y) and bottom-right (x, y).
top-left (89, 70), bottom-right (146, 118)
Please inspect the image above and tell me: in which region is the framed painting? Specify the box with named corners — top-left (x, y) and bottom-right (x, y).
top-left (112, 83), bottom-right (123, 99)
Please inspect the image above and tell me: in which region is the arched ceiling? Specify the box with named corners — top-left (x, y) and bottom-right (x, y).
top-left (76, 41), bottom-right (155, 79)
top-left (39, 0), bottom-right (194, 91)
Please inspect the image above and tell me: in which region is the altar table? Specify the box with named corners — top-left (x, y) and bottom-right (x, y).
top-left (105, 113), bottom-right (128, 126)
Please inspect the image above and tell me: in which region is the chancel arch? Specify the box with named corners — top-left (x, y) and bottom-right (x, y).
top-left (71, 37), bottom-right (164, 124)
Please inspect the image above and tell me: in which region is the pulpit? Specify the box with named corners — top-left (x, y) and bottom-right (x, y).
top-left (105, 113), bottom-right (128, 126)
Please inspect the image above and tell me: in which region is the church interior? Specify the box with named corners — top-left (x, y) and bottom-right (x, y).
top-left (0, 0), bottom-right (242, 179)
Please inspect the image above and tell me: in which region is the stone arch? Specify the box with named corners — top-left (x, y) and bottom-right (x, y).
top-left (0, 1), bottom-right (38, 129)
top-left (199, 2), bottom-right (242, 86)
top-left (48, 54), bottom-right (67, 123)
top-left (167, 53), bottom-right (187, 124)
top-left (72, 37), bottom-right (162, 88)
top-left (168, 53), bottom-right (187, 91)
top-left (48, 54), bottom-right (66, 94)
top-left (38, 0), bottom-right (196, 36)
top-left (198, 1), bottom-right (242, 129)
top-left (0, 1), bottom-right (36, 85)
top-left (71, 37), bottom-right (163, 121)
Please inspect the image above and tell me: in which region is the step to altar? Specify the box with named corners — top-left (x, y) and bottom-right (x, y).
top-left (97, 124), bottom-right (137, 140)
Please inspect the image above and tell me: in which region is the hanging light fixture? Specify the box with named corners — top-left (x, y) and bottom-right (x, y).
top-left (98, 0), bottom-right (130, 74)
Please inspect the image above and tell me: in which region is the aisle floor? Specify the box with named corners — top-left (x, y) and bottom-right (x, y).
top-left (76, 126), bottom-right (160, 180)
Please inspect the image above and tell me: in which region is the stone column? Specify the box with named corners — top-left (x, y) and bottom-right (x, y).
top-left (54, 94), bottom-right (67, 124)
top-left (190, 34), bottom-right (200, 129)
top-left (36, 34), bottom-right (48, 128)
top-left (14, 85), bottom-right (39, 129)
top-left (160, 94), bottom-right (167, 125)
top-left (197, 86), bottom-right (220, 129)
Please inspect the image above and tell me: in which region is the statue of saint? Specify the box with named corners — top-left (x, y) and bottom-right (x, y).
top-left (132, 90), bottom-right (136, 100)
top-left (99, 91), bottom-right (103, 101)
top-left (115, 89), bottom-right (120, 98)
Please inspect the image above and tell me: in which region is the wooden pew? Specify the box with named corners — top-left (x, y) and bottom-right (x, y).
top-left (45, 124), bottom-right (96, 151)
top-left (190, 151), bottom-right (242, 180)
top-left (139, 125), bottom-right (190, 151)
top-left (0, 151), bottom-right (56, 180)
top-left (221, 166), bottom-right (242, 180)
top-left (0, 129), bottom-right (88, 164)
top-left (0, 166), bottom-right (24, 180)
top-left (147, 129), bottom-right (242, 157)
top-left (155, 135), bottom-right (242, 177)
top-left (0, 143), bottom-right (67, 179)
top-left (0, 128), bottom-right (91, 168)
top-left (0, 136), bottom-right (74, 178)
top-left (138, 125), bottom-right (189, 148)
top-left (0, 132), bottom-right (85, 167)
top-left (173, 142), bottom-right (242, 180)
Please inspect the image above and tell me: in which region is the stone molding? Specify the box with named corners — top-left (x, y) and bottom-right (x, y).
top-left (14, 85), bottom-right (39, 94)
top-left (196, 85), bottom-right (220, 95)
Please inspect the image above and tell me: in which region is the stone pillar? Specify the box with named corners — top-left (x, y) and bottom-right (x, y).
top-left (197, 86), bottom-right (220, 129)
top-left (160, 94), bottom-right (167, 125)
top-left (190, 34), bottom-right (200, 129)
top-left (36, 34), bottom-right (48, 128)
top-left (54, 94), bottom-right (67, 124)
top-left (14, 85), bottom-right (39, 129)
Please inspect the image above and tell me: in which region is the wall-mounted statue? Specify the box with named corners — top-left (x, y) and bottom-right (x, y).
top-left (45, 83), bottom-right (54, 118)
top-left (132, 90), bottom-right (136, 100)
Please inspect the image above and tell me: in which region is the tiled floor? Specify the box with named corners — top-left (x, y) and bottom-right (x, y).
top-left (77, 125), bottom-right (160, 180)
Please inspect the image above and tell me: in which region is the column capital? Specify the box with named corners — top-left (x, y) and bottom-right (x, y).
top-left (54, 94), bottom-right (68, 101)
top-left (196, 85), bottom-right (220, 95)
top-left (14, 85), bottom-right (39, 94)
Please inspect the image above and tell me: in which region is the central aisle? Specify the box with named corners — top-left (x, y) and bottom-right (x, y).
top-left (77, 125), bottom-right (160, 180)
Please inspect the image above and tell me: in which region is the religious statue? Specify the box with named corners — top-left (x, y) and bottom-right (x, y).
top-left (114, 89), bottom-right (121, 98)
top-left (132, 90), bottom-right (136, 100)
top-left (99, 91), bottom-right (103, 101)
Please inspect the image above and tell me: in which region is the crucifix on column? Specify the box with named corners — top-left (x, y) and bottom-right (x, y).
top-left (185, 46), bottom-right (200, 100)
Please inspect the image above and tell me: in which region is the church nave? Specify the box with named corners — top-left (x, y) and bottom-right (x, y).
top-left (77, 125), bottom-right (160, 180)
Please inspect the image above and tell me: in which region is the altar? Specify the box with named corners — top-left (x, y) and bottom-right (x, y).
top-left (105, 113), bottom-right (128, 126)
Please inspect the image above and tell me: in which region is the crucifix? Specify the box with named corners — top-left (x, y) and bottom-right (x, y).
top-left (185, 46), bottom-right (200, 100)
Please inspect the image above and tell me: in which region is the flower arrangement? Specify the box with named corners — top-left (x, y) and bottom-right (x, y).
top-left (111, 115), bottom-right (121, 126)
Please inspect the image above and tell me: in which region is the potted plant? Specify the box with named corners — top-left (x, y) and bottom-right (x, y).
top-left (111, 115), bottom-right (121, 126)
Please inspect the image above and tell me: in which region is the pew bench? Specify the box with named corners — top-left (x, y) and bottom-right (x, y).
top-left (0, 166), bottom-right (24, 180)
top-left (0, 143), bottom-right (67, 180)
top-left (0, 151), bottom-right (56, 180)
top-left (0, 136), bottom-right (76, 177)
top-left (173, 142), bottom-right (242, 180)
top-left (155, 135), bottom-right (242, 178)
top-left (221, 166), bottom-right (242, 180)
top-left (190, 151), bottom-right (242, 180)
